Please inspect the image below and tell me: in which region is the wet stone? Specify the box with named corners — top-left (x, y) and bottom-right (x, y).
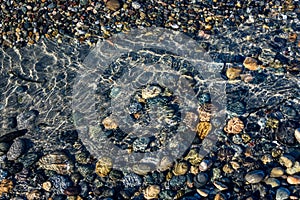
top-left (270, 167), bottom-right (284, 178)
top-left (279, 154), bottom-right (295, 168)
top-left (95, 157), bottom-right (113, 177)
top-left (144, 185), bottom-right (160, 200)
top-left (0, 179), bottom-right (13, 195)
top-left (245, 170), bottom-right (265, 184)
top-left (265, 178), bottom-right (281, 188)
top-left (38, 151), bottom-right (73, 175)
top-left (194, 172), bottom-right (208, 188)
top-left (172, 162), bottom-right (189, 176)
top-left (6, 138), bottom-right (27, 161)
top-left (276, 187), bottom-right (290, 200)
top-left (287, 175), bottom-right (300, 184)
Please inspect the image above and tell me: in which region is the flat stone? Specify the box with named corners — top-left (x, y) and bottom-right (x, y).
top-left (245, 170), bottom-right (265, 184)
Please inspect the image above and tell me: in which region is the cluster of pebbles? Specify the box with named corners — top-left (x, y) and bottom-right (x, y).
top-left (0, 0), bottom-right (300, 199)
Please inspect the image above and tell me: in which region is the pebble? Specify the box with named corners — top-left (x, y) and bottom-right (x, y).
top-left (64, 186), bottom-right (80, 196)
top-left (196, 189), bottom-right (209, 197)
top-left (224, 117), bottom-right (244, 134)
top-left (0, 179), bottom-right (13, 195)
top-left (279, 154), bottom-right (295, 168)
top-left (42, 181), bottom-right (52, 192)
top-left (38, 151), bottom-right (73, 175)
top-left (243, 57), bottom-right (259, 71)
top-left (193, 172), bottom-right (208, 188)
top-left (265, 178), bottom-right (281, 188)
top-left (270, 167), bottom-right (284, 178)
top-left (276, 187), bottom-right (290, 200)
top-left (287, 175), bottom-right (300, 184)
top-left (95, 157), bottom-right (113, 177)
top-left (144, 185), bottom-right (160, 200)
top-left (286, 161), bottom-right (300, 175)
top-left (199, 159), bottom-right (212, 172)
top-left (172, 162), bottom-right (189, 176)
top-left (226, 67), bottom-right (242, 80)
top-left (6, 138), bottom-right (26, 161)
top-left (245, 170), bottom-right (265, 184)
top-left (122, 173), bottom-right (142, 188)
top-left (132, 2), bottom-right (141, 10)
top-left (49, 175), bottom-right (72, 194)
top-left (141, 85), bottom-right (161, 99)
top-left (295, 128), bottom-right (300, 144)
top-left (213, 181), bottom-right (228, 191)
top-left (102, 117), bottom-right (118, 130)
top-left (158, 156), bottom-right (173, 172)
top-left (196, 121), bottom-right (212, 139)
top-left (106, 0), bottom-right (121, 11)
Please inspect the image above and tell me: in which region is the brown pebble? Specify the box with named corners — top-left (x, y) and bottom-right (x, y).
top-left (270, 167), bottom-right (284, 178)
top-left (106, 0), bottom-right (121, 11)
top-left (226, 67), bottom-right (242, 80)
top-left (243, 57), bottom-right (259, 71)
top-left (287, 175), bottom-right (300, 185)
top-left (102, 117), bottom-right (118, 130)
top-left (0, 179), bottom-right (13, 195)
top-left (224, 117), bottom-right (244, 134)
top-left (42, 181), bottom-right (52, 192)
top-left (144, 185), bottom-right (160, 200)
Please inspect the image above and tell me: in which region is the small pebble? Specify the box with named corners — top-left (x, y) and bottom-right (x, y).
top-left (279, 154), bottom-right (295, 168)
top-left (287, 175), bottom-right (300, 185)
top-left (105, 0), bottom-right (121, 11)
top-left (226, 67), bottom-right (242, 80)
top-left (270, 167), bottom-right (284, 178)
top-left (144, 185), bottom-right (160, 200)
top-left (42, 181), bottom-right (52, 192)
top-left (265, 178), bottom-right (281, 188)
top-left (245, 170), bottom-right (265, 184)
top-left (243, 57), bottom-right (259, 71)
top-left (276, 187), bottom-right (290, 200)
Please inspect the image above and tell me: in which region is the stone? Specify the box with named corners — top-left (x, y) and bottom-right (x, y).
top-left (196, 121), bottom-right (212, 139)
top-left (279, 154), bottom-right (295, 168)
top-left (265, 178), bottom-right (281, 188)
top-left (245, 170), bottom-right (265, 184)
top-left (144, 185), bottom-right (160, 200)
top-left (243, 57), bottom-right (259, 70)
top-left (276, 187), bottom-right (290, 200)
top-left (102, 117), bottom-right (118, 130)
top-left (224, 117), bottom-right (244, 134)
top-left (287, 175), bottom-right (300, 184)
top-left (95, 157), bottom-right (113, 177)
top-left (172, 162), bottom-right (188, 176)
top-left (226, 67), bottom-right (242, 80)
top-left (106, 0), bottom-right (121, 11)
top-left (0, 179), bottom-right (13, 195)
top-left (270, 167), bottom-right (284, 178)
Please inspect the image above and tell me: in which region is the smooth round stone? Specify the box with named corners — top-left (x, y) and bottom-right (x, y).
top-left (276, 187), bottom-right (290, 200)
top-left (270, 167), bottom-right (285, 178)
top-left (287, 175), bottom-right (300, 185)
top-left (245, 170), bottom-right (265, 184)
